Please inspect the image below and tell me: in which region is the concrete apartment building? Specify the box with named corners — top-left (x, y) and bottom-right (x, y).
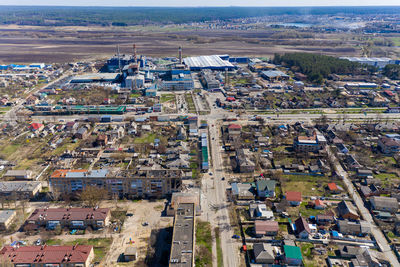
top-left (293, 133), bottom-right (327, 152)
top-left (49, 168), bottom-right (182, 199)
top-left (0, 210), bottom-right (17, 231)
top-left (25, 208), bottom-right (111, 230)
top-left (169, 203), bottom-right (195, 267)
top-left (0, 181), bottom-right (42, 200)
top-left (0, 245), bottom-right (94, 267)
top-left (3, 170), bottom-right (33, 180)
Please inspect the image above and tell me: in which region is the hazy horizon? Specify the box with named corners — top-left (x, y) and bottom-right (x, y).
top-left (1, 2), bottom-right (399, 7)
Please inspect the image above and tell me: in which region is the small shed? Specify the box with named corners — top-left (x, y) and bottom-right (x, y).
top-left (124, 246), bottom-right (137, 261)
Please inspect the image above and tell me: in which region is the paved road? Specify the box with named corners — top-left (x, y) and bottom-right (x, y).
top-left (200, 99), bottom-right (239, 267)
top-left (327, 147), bottom-right (399, 266)
top-left (208, 118), bottom-right (239, 267)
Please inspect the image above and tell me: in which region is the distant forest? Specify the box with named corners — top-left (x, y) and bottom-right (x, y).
top-left (0, 6), bottom-right (400, 26)
top-left (273, 53), bottom-right (377, 84)
top-left (383, 64), bottom-right (400, 80)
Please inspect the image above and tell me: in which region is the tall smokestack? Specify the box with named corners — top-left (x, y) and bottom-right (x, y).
top-left (117, 45), bottom-right (121, 73)
top-left (178, 46), bottom-right (182, 64)
top-left (133, 44), bottom-right (137, 63)
top-left (224, 68), bottom-right (229, 89)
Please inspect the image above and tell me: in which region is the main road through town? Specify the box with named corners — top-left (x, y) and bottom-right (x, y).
top-left (327, 147), bottom-right (399, 266)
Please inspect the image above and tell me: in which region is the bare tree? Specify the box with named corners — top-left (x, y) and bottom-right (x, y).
top-left (79, 186), bottom-right (108, 207)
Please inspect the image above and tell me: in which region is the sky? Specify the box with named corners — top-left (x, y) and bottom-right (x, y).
top-left (0, 0), bottom-right (399, 6)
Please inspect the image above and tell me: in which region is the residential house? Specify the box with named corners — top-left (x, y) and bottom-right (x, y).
top-left (295, 217), bottom-right (311, 239)
top-left (28, 123), bottom-right (44, 132)
top-left (378, 136), bottom-right (400, 154)
top-left (254, 220), bottom-right (279, 237)
top-left (283, 245), bottom-right (303, 266)
top-left (327, 182), bottom-right (341, 194)
top-left (167, 156), bottom-right (190, 169)
top-left (227, 124), bottom-right (242, 135)
top-left (25, 95), bottom-right (39, 105)
top-left (370, 196), bottom-right (399, 213)
top-left (95, 134), bottom-right (108, 147)
top-left (336, 143), bottom-right (349, 154)
top-left (235, 149), bottom-right (255, 173)
top-left (75, 126), bottom-right (89, 139)
top-left (356, 169), bottom-right (373, 178)
top-left (345, 154), bottom-right (362, 171)
top-left (360, 185), bottom-right (380, 198)
top-left (285, 191), bottom-right (302, 206)
top-left (316, 214), bottom-right (335, 225)
top-left (0, 245), bottom-right (94, 267)
top-left (0, 210), bottom-right (16, 231)
top-left (337, 201), bottom-right (359, 220)
top-left (293, 133), bottom-right (326, 153)
top-left (337, 220), bottom-right (371, 236)
top-left (314, 199), bottom-right (326, 210)
top-left (249, 203), bottom-right (274, 220)
top-left (253, 243), bottom-right (275, 264)
top-left (231, 183), bottom-right (255, 200)
top-left (256, 179), bottom-right (276, 198)
top-left (339, 245), bottom-right (366, 258)
top-left (65, 121), bottom-right (79, 132)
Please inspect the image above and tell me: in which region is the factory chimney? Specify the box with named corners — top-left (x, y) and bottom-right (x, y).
top-left (224, 68), bottom-right (229, 89)
top-left (117, 44), bottom-right (121, 73)
top-left (133, 44), bottom-right (137, 63)
top-left (178, 46), bottom-right (182, 64)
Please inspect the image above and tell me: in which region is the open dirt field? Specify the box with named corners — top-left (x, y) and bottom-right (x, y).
top-left (0, 25), bottom-right (376, 63)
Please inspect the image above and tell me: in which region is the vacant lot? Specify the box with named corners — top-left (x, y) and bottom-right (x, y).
top-left (1, 25), bottom-right (393, 63)
top-left (281, 174), bottom-right (343, 197)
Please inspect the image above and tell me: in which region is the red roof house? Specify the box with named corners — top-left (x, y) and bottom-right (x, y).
top-left (286, 191), bottom-right (302, 206)
top-left (28, 123), bottom-right (44, 132)
top-left (254, 220), bottom-right (279, 237)
top-left (314, 199), bottom-right (326, 210)
top-left (327, 182), bottom-right (340, 193)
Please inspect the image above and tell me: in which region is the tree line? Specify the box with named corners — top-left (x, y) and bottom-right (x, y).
top-left (1, 6), bottom-right (400, 26)
top-left (383, 64), bottom-right (400, 80)
top-left (273, 52), bottom-right (377, 84)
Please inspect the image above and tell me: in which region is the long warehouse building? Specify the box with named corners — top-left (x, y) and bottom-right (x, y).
top-left (183, 55), bottom-right (236, 71)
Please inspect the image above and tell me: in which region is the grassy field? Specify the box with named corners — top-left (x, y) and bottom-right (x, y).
top-left (46, 238), bottom-right (112, 262)
top-left (215, 228), bottom-right (224, 267)
top-left (195, 221), bottom-right (212, 267)
top-left (160, 93), bottom-right (175, 103)
top-left (44, 138), bottom-right (81, 157)
top-left (133, 133), bottom-right (157, 144)
top-left (390, 37), bottom-right (400, 46)
top-left (375, 173), bottom-right (400, 186)
top-left (185, 93), bottom-right (196, 113)
top-left (301, 243), bottom-right (317, 267)
top-left (130, 93), bottom-right (141, 98)
top-left (281, 175), bottom-right (337, 197)
top-left (298, 202), bottom-right (327, 218)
